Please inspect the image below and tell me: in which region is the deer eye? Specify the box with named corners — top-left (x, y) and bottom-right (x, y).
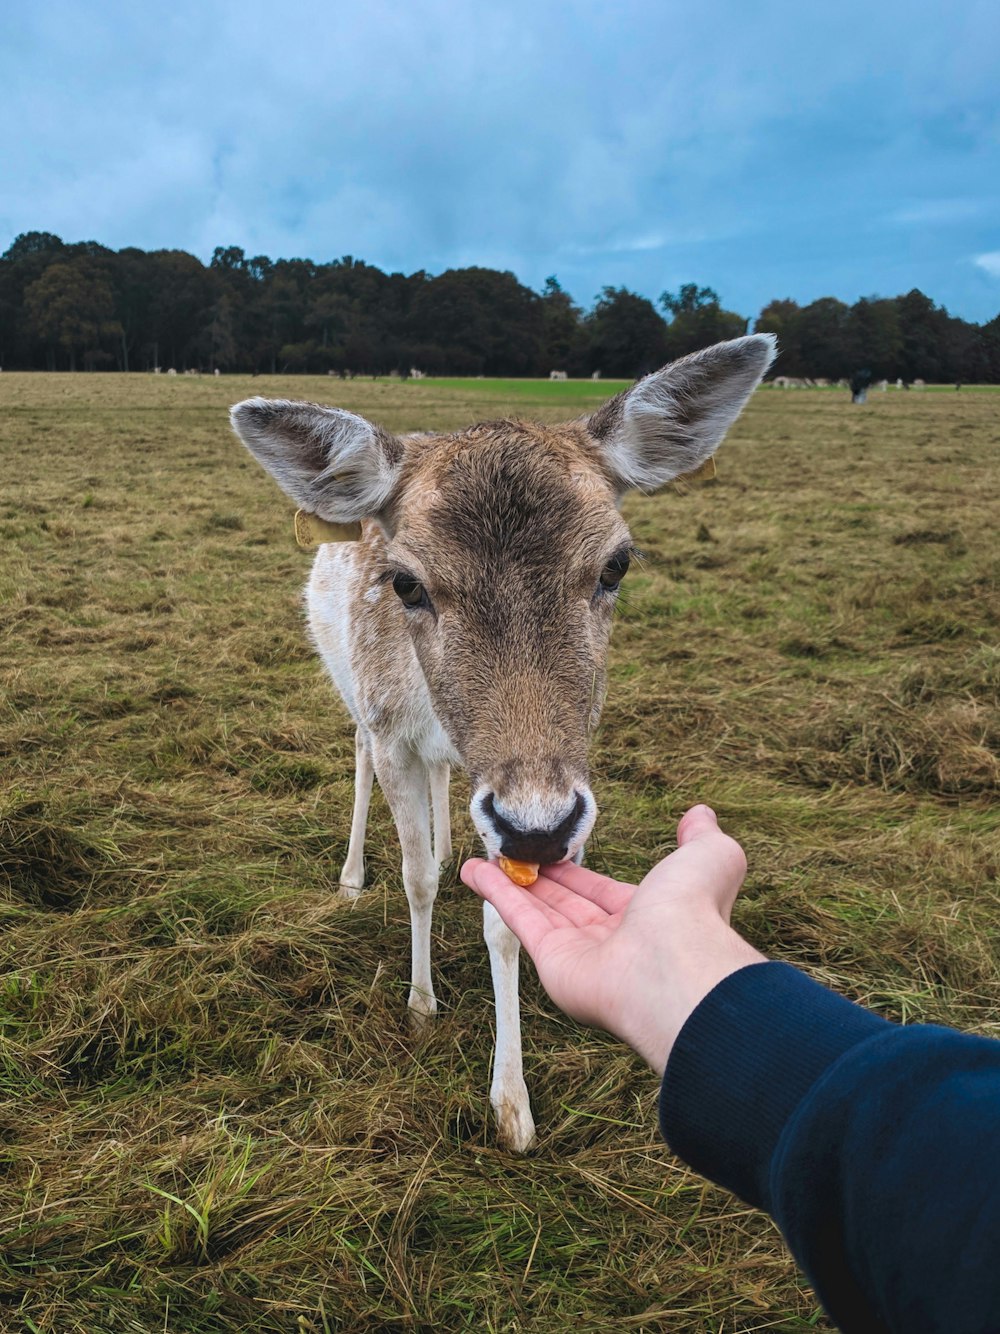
top-left (392, 571), bottom-right (426, 608)
top-left (599, 552), bottom-right (630, 591)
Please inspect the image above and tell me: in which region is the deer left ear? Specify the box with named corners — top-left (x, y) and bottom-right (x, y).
top-left (587, 334), bottom-right (777, 495)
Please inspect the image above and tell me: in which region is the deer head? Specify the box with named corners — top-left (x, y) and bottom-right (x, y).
top-left (231, 334), bottom-right (775, 865)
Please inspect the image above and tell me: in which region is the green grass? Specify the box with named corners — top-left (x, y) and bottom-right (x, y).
top-left (1, 372), bottom-right (998, 1331)
top-left (406, 376), bottom-right (631, 408)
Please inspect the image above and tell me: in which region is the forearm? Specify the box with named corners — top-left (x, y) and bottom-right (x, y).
top-left (659, 962), bottom-right (1000, 1333)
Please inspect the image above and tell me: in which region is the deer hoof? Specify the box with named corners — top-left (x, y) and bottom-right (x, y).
top-left (407, 990), bottom-right (438, 1028)
top-left (338, 865), bottom-right (364, 899)
top-left (492, 1087), bottom-right (537, 1154)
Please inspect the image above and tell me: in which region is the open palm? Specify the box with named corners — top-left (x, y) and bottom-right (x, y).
top-left (461, 805), bottom-right (760, 1074)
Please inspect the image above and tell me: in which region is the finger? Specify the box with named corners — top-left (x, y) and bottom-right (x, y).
top-left (540, 859), bottom-right (634, 915)
top-left (524, 873), bottom-right (616, 928)
top-left (676, 804), bottom-right (719, 845)
top-left (676, 806), bottom-right (746, 884)
top-left (460, 859), bottom-right (570, 953)
top-left (463, 859), bottom-right (614, 927)
top-left (641, 808), bottom-right (747, 904)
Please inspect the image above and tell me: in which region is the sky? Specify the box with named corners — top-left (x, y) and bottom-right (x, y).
top-left (3, 0), bottom-right (1000, 324)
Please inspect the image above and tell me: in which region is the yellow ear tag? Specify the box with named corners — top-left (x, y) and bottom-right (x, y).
top-left (294, 509), bottom-right (362, 546)
top-left (676, 456), bottom-right (717, 484)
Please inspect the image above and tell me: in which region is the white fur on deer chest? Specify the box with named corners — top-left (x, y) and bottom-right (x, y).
top-left (306, 545), bottom-right (458, 765)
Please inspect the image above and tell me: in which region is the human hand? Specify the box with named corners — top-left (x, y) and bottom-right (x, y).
top-left (460, 805), bottom-right (765, 1075)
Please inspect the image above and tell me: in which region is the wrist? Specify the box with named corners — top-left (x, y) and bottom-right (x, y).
top-left (618, 914), bottom-right (766, 1076)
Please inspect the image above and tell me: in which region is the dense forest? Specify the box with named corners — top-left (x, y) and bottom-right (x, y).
top-left (2, 230), bottom-right (999, 381)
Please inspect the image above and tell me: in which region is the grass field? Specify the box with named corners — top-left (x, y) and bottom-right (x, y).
top-left (1, 372), bottom-right (998, 1332)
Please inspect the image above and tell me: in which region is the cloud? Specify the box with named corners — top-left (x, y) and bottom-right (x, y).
top-left (3, 0), bottom-right (1000, 320)
top-left (973, 252), bottom-right (1000, 280)
top-left (561, 227), bottom-right (733, 258)
top-left (889, 200), bottom-right (985, 226)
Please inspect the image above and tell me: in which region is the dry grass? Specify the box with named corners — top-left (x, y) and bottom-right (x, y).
top-left (1, 373), bottom-right (998, 1331)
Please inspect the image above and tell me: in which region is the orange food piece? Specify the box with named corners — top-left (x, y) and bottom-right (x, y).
top-left (498, 856), bottom-right (540, 887)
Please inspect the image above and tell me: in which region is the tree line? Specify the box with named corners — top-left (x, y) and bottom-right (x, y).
top-left (2, 230), bottom-right (999, 382)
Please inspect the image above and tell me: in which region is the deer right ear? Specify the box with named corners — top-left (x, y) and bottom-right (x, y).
top-left (230, 398), bottom-right (404, 525)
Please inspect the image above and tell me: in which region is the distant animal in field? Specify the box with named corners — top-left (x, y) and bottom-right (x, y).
top-left (230, 334), bottom-right (775, 1151)
top-left (549, 370), bottom-right (568, 381)
top-left (850, 369), bottom-right (873, 404)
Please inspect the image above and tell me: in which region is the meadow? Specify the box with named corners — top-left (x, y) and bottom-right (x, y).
top-left (1, 371), bottom-right (998, 1332)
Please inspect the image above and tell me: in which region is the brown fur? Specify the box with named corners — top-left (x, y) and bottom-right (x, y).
top-left (379, 421), bottom-right (627, 805)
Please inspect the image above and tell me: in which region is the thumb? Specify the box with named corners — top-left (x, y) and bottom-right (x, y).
top-left (636, 805), bottom-right (747, 919)
top-left (676, 804), bottom-right (720, 845)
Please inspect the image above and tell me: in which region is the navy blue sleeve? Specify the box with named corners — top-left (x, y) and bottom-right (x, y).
top-left (659, 961), bottom-right (1000, 1334)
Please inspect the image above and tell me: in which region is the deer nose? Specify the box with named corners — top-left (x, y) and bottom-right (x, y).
top-left (480, 790), bottom-right (589, 864)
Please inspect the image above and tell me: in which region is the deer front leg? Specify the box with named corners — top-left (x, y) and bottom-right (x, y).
top-left (339, 727), bottom-right (374, 898)
top-left (483, 901), bottom-right (536, 1153)
top-left (429, 761), bottom-right (452, 870)
top-left (372, 744), bottom-right (438, 1025)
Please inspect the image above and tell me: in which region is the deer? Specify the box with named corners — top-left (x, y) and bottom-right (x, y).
top-left (230, 333), bottom-right (776, 1153)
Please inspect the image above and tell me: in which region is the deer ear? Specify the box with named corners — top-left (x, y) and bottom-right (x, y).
top-left (230, 398), bottom-right (403, 523)
top-left (587, 334), bottom-right (777, 494)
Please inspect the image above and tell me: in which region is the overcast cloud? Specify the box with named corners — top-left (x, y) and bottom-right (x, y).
top-left (3, 0), bottom-right (999, 321)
